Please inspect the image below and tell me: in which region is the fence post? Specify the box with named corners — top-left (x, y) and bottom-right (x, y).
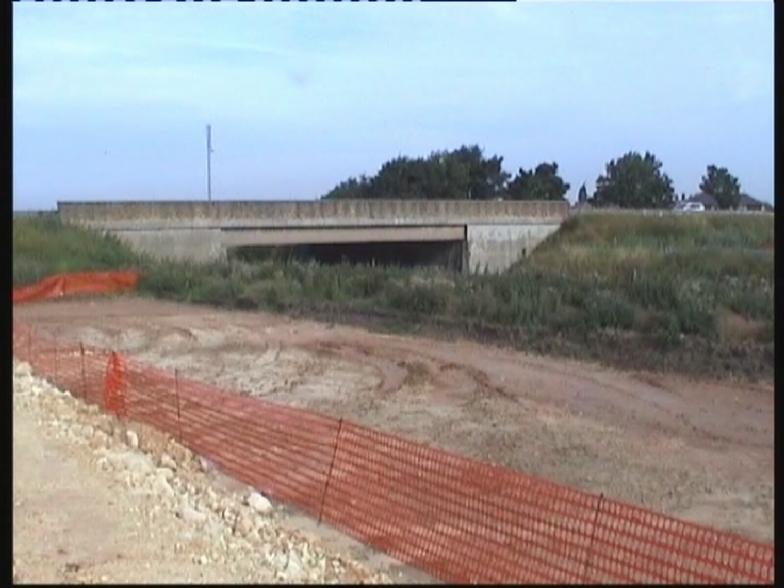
top-left (174, 368), bottom-right (183, 444)
top-left (79, 343), bottom-right (87, 400)
top-left (27, 328), bottom-right (32, 361)
top-left (54, 335), bottom-right (59, 383)
top-left (318, 417), bottom-right (343, 526)
top-left (582, 493), bottom-right (604, 582)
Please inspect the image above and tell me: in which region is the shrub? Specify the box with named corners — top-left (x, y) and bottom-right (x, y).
top-left (649, 313), bottom-right (683, 350)
top-left (13, 216), bottom-right (139, 284)
top-left (582, 291), bottom-right (636, 330)
top-left (343, 268), bottom-right (387, 299)
top-left (627, 274), bottom-right (679, 310)
top-left (189, 275), bottom-right (241, 307)
top-left (385, 281), bottom-right (450, 315)
top-left (674, 281), bottom-right (716, 336)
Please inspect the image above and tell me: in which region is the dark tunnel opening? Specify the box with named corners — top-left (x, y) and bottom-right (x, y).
top-left (229, 240), bottom-right (465, 272)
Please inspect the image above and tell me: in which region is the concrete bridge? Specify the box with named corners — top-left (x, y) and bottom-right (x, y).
top-left (58, 200), bottom-right (569, 273)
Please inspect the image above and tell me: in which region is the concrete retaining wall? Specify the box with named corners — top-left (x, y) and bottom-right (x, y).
top-left (466, 224), bottom-right (559, 274)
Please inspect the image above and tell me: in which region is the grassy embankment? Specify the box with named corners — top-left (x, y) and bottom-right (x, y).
top-left (13, 212), bottom-right (774, 381)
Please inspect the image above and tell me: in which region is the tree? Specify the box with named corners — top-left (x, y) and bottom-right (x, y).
top-left (699, 165), bottom-right (741, 210)
top-left (577, 183), bottom-right (588, 204)
top-left (320, 145), bottom-right (510, 200)
top-left (450, 145), bottom-right (510, 200)
top-left (507, 162), bottom-right (570, 201)
top-left (322, 175), bottom-right (372, 200)
top-left (593, 151), bottom-right (675, 209)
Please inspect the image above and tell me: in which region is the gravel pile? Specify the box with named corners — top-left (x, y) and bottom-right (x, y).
top-left (13, 361), bottom-right (393, 584)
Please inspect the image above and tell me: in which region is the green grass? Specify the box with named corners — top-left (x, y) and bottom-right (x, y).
top-left (13, 212), bottom-right (774, 381)
top-left (13, 214), bottom-right (140, 284)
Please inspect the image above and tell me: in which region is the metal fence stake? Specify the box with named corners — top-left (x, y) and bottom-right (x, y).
top-left (80, 343), bottom-right (87, 399)
top-left (318, 418), bottom-right (343, 526)
top-left (582, 493), bottom-right (604, 582)
top-left (174, 368), bottom-right (183, 444)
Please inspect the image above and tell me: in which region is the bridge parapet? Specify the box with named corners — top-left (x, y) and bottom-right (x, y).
top-left (58, 199), bottom-right (568, 230)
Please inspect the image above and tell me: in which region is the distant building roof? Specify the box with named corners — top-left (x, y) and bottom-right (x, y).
top-left (738, 193), bottom-right (774, 211)
top-left (687, 193), bottom-right (719, 208)
top-left (682, 192), bottom-right (773, 211)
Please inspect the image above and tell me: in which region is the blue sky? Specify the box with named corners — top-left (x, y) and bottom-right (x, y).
top-left (13, 1), bottom-right (774, 209)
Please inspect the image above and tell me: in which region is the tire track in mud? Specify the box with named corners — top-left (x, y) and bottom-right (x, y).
top-left (42, 304), bottom-right (768, 452)
top-left (302, 339), bottom-right (523, 407)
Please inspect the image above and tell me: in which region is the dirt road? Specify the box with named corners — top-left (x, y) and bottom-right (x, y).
top-left (15, 296), bottom-right (774, 543)
top-left (13, 361), bottom-right (427, 584)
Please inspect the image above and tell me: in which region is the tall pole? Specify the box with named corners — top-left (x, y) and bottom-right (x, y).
top-left (206, 124), bottom-right (212, 202)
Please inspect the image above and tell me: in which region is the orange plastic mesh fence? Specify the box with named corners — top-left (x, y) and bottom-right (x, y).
top-left (13, 271), bottom-right (139, 304)
top-left (12, 321), bottom-right (774, 585)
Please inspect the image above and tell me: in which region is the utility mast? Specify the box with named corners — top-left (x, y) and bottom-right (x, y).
top-left (206, 124), bottom-right (213, 201)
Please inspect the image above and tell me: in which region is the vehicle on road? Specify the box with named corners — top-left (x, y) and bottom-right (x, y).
top-left (674, 201), bottom-right (706, 213)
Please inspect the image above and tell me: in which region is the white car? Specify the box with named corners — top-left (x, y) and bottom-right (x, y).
top-left (674, 201), bottom-right (705, 213)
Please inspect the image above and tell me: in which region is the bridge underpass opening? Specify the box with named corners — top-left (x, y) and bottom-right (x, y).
top-left (229, 239), bottom-right (465, 272)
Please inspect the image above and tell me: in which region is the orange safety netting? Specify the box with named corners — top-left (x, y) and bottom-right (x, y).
top-left (11, 275), bottom-right (775, 585)
top-left (104, 351), bottom-right (128, 418)
top-left (13, 271), bottom-right (139, 304)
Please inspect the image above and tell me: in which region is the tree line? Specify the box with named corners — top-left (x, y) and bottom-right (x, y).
top-left (321, 144), bottom-right (747, 210)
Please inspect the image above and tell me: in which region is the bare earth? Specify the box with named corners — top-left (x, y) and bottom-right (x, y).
top-left (15, 296), bottom-right (774, 544)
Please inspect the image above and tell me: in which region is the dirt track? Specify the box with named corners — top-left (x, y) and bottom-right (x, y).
top-left (15, 296), bottom-right (774, 543)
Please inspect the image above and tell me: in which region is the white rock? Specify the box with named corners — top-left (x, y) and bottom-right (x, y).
top-left (179, 502), bottom-right (207, 525)
top-left (96, 420), bottom-right (114, 437)
top-left (125, 430), bottom-right (139, 449)
top-left (247, 492), bottom-right (272, 514)
top-left (14, 362), bottom-right (31, 376)
top-left (155, 467), bottom-right (174, 480)
top-left (272, 551), bottom-right (289, 571)
top-left (121, 452), bottom-right (154, 475)
top-left (234, 511), bottom-right (254, 538)
top-left (89, 430), bottom-right (109, 450)
top-left (153, 475), bottom-right (175, 497)
top-left (159, 453), bottom-right (176, 470)
top-left (168, 444), bottom-right (192, 465)
top-left (196, 456), bottom-right (211, 472)
top-left (204, 520), bottom-right (224, 540)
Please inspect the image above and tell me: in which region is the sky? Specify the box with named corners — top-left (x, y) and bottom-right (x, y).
top-left (13, 1), bottom-right (774, 209)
